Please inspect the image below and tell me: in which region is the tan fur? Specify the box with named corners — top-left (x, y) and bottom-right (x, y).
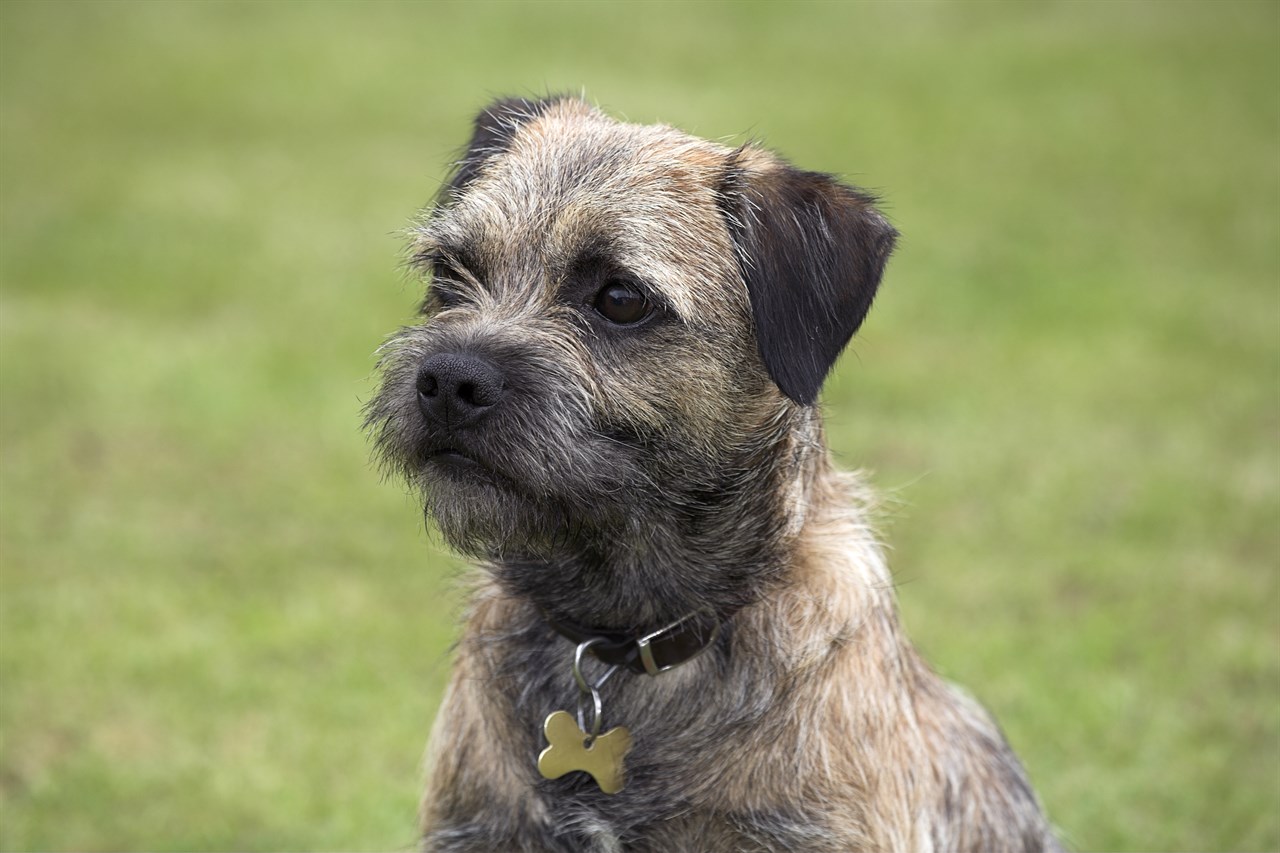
top-left (421, 466), bottom-right (1057, 851)
top-left (368, 98), bottom-right (1059, 852)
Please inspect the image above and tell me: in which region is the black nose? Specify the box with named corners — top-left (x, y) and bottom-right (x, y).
top-left (416, 353), bottom-right (505, 428)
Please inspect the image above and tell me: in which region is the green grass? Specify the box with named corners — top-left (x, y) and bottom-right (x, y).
top-left (1, 1), bottom-right (1276, 849)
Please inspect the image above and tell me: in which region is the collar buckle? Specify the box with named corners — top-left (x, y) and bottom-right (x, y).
top-left (635, 609), bottom-right (720, 675)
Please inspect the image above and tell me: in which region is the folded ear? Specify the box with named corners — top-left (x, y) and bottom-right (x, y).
top-left (717, 149), bottom-right (898, 406)
top-left (440, 95), bottom-right (568, 202)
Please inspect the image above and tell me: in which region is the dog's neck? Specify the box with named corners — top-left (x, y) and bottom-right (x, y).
top-left (490, 406), bottom-right (829, 632)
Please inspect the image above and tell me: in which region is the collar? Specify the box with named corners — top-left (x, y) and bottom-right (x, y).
top-left (542, 608), bottom-right (722, 676)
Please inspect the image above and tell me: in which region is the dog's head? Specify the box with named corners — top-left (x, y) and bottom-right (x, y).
top-left (367, 97), bottom-right (895, 619)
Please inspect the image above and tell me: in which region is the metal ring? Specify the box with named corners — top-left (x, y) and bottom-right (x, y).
top-left (573, 638), bottom-right (606, 694)
top-left (571, 638), bottom-right (622, 744)
top-left (594, 663), bottom-right (620, 691)
top-left (575, 684), bottom-right (604, 741)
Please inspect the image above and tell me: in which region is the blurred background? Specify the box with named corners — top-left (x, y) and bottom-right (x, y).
top-left (1, 1), bottom-right (1276, 850)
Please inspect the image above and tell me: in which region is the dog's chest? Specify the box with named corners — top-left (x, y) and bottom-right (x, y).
top-left (539, 794), bottom-right (840, 853)
top-left (505, 636), bottom-right (827, 850)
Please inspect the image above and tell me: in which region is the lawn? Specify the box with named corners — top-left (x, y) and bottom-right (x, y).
top-left (1, 1), bottom-right (1276, 850)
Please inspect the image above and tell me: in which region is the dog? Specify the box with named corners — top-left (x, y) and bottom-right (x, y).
top-left (366, 96), bottom-right (1060, 852)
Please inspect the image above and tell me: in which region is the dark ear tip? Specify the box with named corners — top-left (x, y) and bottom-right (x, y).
top-left (778, 382), bottom-right (819, 407)
top-left (768, 350), bottom-right (827, 407)
top-left (872, 216), bottom-right (900, 255)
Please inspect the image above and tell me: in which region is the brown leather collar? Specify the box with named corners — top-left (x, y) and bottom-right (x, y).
top-left (543, 609), bottom-right (721, 676)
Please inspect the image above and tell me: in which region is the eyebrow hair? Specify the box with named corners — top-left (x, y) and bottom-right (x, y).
top-left (563, 234), bottom-right (618, 279)
top-left (411, 241), bottom-right (486, 284)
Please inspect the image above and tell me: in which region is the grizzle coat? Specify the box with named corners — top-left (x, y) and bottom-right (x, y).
top-left (367, 96), bottom-right (1059, 852)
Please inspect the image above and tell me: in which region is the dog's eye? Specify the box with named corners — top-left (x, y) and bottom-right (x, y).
top-left (431, 258), bottom-right (465, 307)
top-left (593, 280), bottom-right (651, 325)
top-left (431, 283), bottom-right (461, 308)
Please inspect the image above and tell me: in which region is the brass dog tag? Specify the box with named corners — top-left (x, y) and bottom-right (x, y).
top-left (537, 710), bottom-right (632, 794)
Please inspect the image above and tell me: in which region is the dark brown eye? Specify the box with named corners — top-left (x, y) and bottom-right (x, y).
top-left (593, 280), bottom-right (651, 325)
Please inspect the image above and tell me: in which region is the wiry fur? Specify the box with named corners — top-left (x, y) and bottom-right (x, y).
top-left (365, 97), bottom-right (1059, 852)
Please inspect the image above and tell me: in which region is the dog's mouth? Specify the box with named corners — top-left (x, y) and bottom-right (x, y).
top-left (424, 444), bottom-right (524, 494)
top-left (428, 446), bottom-right (488, 474)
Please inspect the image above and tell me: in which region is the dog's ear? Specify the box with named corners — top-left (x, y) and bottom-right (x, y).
top-left (440, 96), bottom-right (568, 202)
top-left (718, 150), bottom-right (898, 406)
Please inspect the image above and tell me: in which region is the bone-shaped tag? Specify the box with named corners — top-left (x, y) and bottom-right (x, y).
top-left (536, 710), bottom-right (632, 794)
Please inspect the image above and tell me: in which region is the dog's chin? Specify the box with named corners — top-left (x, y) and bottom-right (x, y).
top-left (424, 449), bottom-right (506, 518)
top-left (412, 429), bottom-right (649, 559)
top-left (421, 454), bottom-right (564, 557)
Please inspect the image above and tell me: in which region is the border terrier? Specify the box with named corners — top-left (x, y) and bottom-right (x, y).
top-left (367, 96), bottom-right (1060, 852)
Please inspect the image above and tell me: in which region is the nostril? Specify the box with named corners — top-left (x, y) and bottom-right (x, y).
top-left (457, 379), bottom-right (503, 408)
top-left (417, 373), bottom-right (439, 397)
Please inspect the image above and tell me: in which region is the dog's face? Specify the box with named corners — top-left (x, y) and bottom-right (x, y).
top-left (367, 98), bottom-right (895, 618)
